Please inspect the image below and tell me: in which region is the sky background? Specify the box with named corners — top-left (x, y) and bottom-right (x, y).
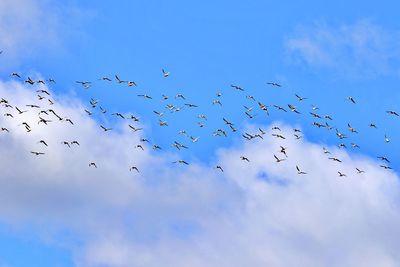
top-left (1, 0), bottom-right (400, 266)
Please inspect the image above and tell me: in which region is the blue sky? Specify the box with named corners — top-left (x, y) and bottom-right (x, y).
top-left (1, 1), bottom-right (400, 266)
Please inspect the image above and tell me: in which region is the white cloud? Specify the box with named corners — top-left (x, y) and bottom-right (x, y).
top-left (1, 80), bottom-right (400, 267)
top-left (0, 0), bottom-right (90, 63)
top-left (285, 21), bottom-right (400, 78)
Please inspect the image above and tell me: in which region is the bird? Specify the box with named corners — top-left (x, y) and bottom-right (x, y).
top-left (38, 117), bottom-right (51, 125)
top-left (153, 111), bottom-right (164, 117)
top-left (266, 82), bottom-right (281, 87)
top-left (11, 72), bottom-right (21, 78)
top-left (158, 120), bottom-right (168, 126)
top-left (100, 125), bottom-right (112, 132)
top-left (272, 133), bottom-right (285, 139)
top-left (137, 94), bottom-right (152, 100)
top-left (309, 112), bottom-right (321, 118)
top-left (130, 166), bottom-right (139, 172)
top-left (25, 77), bottom-right (35, 85)
top-left (38, 140), bottom-right (48, 146)
top-left (338, 143), bottom-right (347, 149)
top-left (115, 75), bottom-right (127, 83)
top-left (380, 165), bottom-right (392, 170)
top-left (61, 141), bottom-right (71, 148)
top-left (15, 107), bottom-right (28, 114)
top-left (26, 104), bottom-right (40, 108)
top-left (128, 81), bottom-right (137, 86)
top-left (280, 146), bottom-right (288, 158)
top-left (311, 105), bottom-right (319, 110)
top-left (129, 125), bottom-right (142, 132)
top-left (274, 155), bottom-right (285, 163)
top-left (288, 104), bottom-right (300, 114)
top-left (296, 165), bottom-right (306, 175)
top-left (336, 129), bottom-right (347, 139)
top-left (347, 96), bottom-right (356, 104)
top-left (243, 106), bottom-right (253, 112)
top-left (161, 69), bottom-right (170, 77)
top-left (258, 102), bottom-right (269, 114)
top-left (190, 136), bottom-right (200, 143)
top-left (245, 111), bottom-right (256, 119)
top-left (273, 105), bottom-right (287, 112)
top-left (377, 156), bottom-right (390, 163)
top-left (37, 89), bottom-right (50, 95)
top-left (245, 95), bottom-right (256, 102)
top-left (65, 118), bottom-right (74, 125)
top-left (89, 162), bottom-right (97, 168)
top-left (76, 81), bottom-right (91, 86)
top-left (369, 123), bottom-right (377, 128)
top-left (112, 113), bottom-right (125, 119)
top-left (240, 156), bottom-right (250, 162)
top-left (386, 110), bottom-right (399, 116)
top-left (294, 134), bottom-right (302, 140)
top-left (351, 143), bottom-right (360, 149)
top-left (231, 84), bottom-right (244, 91)
top-left (99, 76), bottom-right (112, 81)
top-left (295, 94), bottom-right (308, 101)
top-left (347, 123), bottom-right (358, 133)
top-left (212, 100), bottom-right (222, 106)
top-left (338, 171), bottom-right (347, 177)
top-left (175, 94), bottom-right (186, 100)
top-left (356, 168), bottom-right (365, 174)
top-left (197, 114), bottom-right (207, 120)
top-left (223, 118), bottom-right (233, 126)
top-left (184, 103), bottom-right (198, 108)
top-left (173, 160), bottom-right (189, 165)
top-left (329, 157), bottom-right (342, 163)
top-left (215, 165), bottom-right (224, 172)
top-left (31, 151), bottom-right (45, 156)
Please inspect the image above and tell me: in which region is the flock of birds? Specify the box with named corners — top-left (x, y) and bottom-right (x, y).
top-left (0, 66), bottom-right (398, 177)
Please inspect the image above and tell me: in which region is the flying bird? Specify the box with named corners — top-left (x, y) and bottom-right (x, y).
top-left (173, 160), bottom-right (189, 165)
top-left (100, 125), bottom-right (112, 132)
top-left (356, 168), bottom-right (365, 174)
top-left (240, 156), bottom-right (250, 162)
top-left (231, 84), bottom-right (244, 91)
top-left (162, 69), bottom-right (170, 77)
top-left (274, 155), bottom-right (286, 163)
top-left (215, 165), bottom-right (224, 172)
top-left (89, 162), bottom-right (97, 168)
top-left (266, 82), bottom-right (281, 87)
top-left (347, 96), bottom-right (356, 104)
top-left (130, 166), bottom-right (140, 172)
top-left (296, 165), bottom-right (307, 175)
top-left (31, 151), bottom-right (45, 156)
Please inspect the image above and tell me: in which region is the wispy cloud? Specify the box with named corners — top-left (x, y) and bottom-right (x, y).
top-left (1, 80), bottom-right (400, 266)
top-left (0, 0), bottom-right (91, 63)
top-left (285, 21), bottom-right (400, 79)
